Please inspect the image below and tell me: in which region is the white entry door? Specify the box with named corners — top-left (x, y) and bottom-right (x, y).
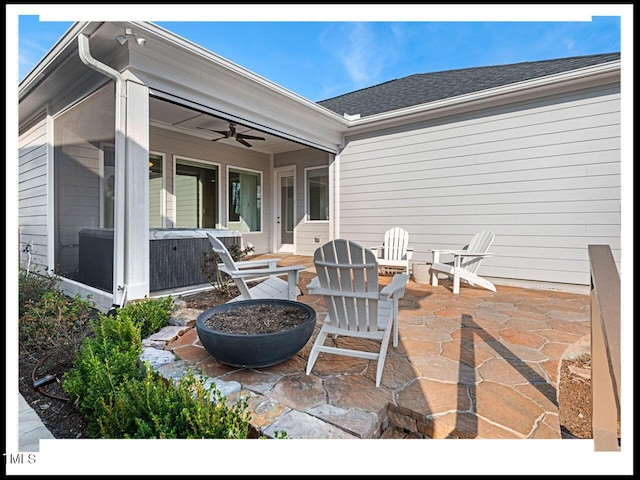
top-left (275, 168), bottom-right (295, 253)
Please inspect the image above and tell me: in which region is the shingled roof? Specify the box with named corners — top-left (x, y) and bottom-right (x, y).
top-left (317, 52), bottom-right (620, 118)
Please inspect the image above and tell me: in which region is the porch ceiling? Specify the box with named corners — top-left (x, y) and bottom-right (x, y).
top-left (149, 97), bottom-right (308, 155)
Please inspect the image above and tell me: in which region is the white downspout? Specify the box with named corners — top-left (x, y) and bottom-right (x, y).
top-left (77, 34), bottom-right (127, 306)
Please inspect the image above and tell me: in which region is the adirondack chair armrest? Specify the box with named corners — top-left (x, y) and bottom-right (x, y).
top-left (455, 252), bottom-right (493, 257)
top-left (233, 258), bottom-right (283, 269)
top-left (307, 276), bottom-right (321, 294)
top-left (380, 273), bottom-right (409, 300)
top-left (428, 249), bottom-right (468, 256)
top-left (220, 265), bottom-right (304, 279)
top-left (371, 246), bottom-right (413, 261)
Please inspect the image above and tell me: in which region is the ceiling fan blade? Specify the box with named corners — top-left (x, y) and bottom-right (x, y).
top-left (197, 126), bottom-right (228, 135)
top-left (237, 133), bottom-right (265, 141)
top-left (236, 137), bottom-right (252, 148)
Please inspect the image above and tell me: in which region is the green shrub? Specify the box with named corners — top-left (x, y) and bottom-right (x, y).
top-left (64, 297), bottom-right (252, 439)
top-left (19, 288), bottom-right (95, 355)
top-left (18, 267), bottom-right (60, 318)
top-left (116, 296), bottom-right (174, 339)
top-left (63, 312), bottom-right (143, 428)
top-left (96, 370), bottom-right (251, 439)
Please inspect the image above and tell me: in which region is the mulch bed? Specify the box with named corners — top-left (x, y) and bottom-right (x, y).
top-left (19, 348), bottom-right (90, 439)
top-left (557, 353), bottom-right (593, 439)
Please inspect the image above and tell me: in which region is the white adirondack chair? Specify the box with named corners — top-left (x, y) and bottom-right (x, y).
top-left (306, 239), bottom-right (409, 387)
top-left (370, 227), bottom-right (414, 275)
top-left (429, 230), bottom-right (496, 294)
top-left (206, 233), bottom-right (305, 301)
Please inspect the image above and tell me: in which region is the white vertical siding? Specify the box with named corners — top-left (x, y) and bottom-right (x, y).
top-left (338, 85), bottom-right (621, 286)
top-left (274, 148), bottom-right (332, 255)
top-left (18, 115), bottom-right (49, 272)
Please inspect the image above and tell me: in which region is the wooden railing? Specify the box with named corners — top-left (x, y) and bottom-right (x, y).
top-left (588, 244), bottom-right (621, 451)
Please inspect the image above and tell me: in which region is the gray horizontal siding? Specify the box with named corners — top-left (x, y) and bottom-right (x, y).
top-left (338, 85), bottom-right (621, 286)
top-left (295, 224), bottom-right (330, 256)
top-left (18, 116), bottom-right (50, 273)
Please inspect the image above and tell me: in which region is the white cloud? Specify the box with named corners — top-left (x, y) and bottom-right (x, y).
top-left (335, 23), bottom-right (398, 90)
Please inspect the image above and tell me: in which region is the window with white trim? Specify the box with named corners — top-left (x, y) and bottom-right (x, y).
top-left (175, 158), bottom-right (219, 228)
top-left (306, 166), bottom-right (329, 221)
top-left (228, 166), bottom-right (262, 232)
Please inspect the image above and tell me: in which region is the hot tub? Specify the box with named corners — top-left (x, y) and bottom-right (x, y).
top-left (78, 228), bottom-right (241, 292)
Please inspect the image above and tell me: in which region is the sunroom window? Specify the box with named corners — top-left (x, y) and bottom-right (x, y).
top-left (306, 166), bottom-right (329, 221)
top-left (175, 158), bottom-right (219, 228)
top-left (100, 148), bottom-right (165, 229)
top-left (148, 154), bottom-right (164, 228)
top-left (228, 167), bottom-right (261, 232)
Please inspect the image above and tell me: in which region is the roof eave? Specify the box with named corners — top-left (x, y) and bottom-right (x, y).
top-left (18, 22), bottom-right (91, 100)
top-left (127, 21), bottom-right (348, 127)
top-left (346, 60), bottom-right (621, 133)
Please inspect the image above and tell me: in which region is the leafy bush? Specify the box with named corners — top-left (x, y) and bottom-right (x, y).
top-left (64, 297), bottom-right (251, 439)
top-left (18, 267), bottom-right (60, 318)
top-left (19, 278), bottom-right (95, 355)
top-left (116, 296), bottom-right (174, 339)
top-left (95, 371), bottom-right (251, 439)
top-left (63, 311), bottom-right (144, 429)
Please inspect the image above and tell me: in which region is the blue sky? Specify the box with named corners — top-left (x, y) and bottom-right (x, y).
top-left (11, 4), bottom-right (627, 102)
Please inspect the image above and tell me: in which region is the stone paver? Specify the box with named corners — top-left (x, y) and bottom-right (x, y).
top-left (263, 409), bottom-right (358, 439)
top-left (307, 404), bottom-right (380, 438)
top-left (139, 346), bottom-right (176, 369)
top-left (137, 257), bottom-right (592, 440)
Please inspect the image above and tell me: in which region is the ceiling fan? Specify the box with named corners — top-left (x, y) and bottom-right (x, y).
top-left (197, 122), bottom-right (266, 148)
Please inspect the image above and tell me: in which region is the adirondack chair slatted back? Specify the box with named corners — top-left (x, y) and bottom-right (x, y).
top-left (206, 234), bottom-right (252, 299)
top-left (314, 239), bottom-right (380, 332)
top-left (461, 230), bottom-right (495, 273)
top-left (383, 227), bottom-right (409, 261)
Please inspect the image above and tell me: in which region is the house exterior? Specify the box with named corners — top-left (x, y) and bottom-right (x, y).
top-left (18, 21), bottom-right (621, 311)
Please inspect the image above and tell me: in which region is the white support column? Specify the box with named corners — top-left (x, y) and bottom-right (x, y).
top-left (122, 80), bottom-right (150, 301)
top-left (329, 151), bottom-right (340, 240)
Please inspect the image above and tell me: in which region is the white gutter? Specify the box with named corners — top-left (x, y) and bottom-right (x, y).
top-left (77, 33), bottom-right (127, 306)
